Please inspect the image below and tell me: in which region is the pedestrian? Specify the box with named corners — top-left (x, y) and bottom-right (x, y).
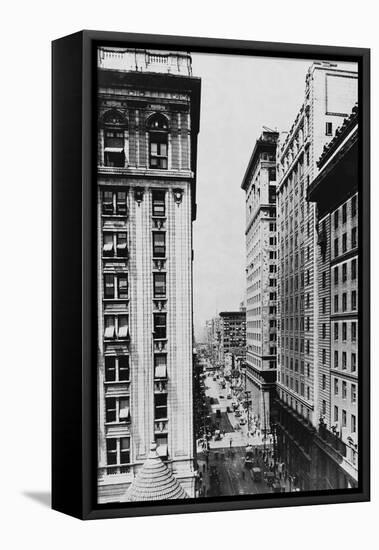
top-left (229, 437), bottom-right (233, 449)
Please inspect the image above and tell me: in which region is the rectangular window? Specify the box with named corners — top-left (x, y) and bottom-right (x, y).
top-left (334, 295), bottom-right (338, 312)
top-left (322, 374), bottom-right (326, 390)
top-left (342, 233), bottom-right (347, 253)
top-left (322, 324), bottom-right (326, 339)
top-left (118, 275), bottom-right (128, 298)
top-left (154, 313), bottom-right (167, 339)
top-left (104, 273), bottom-right (115, 299)
top-left (351, 353), bottom-right (357, 372)
top-left (322, 349), bottom-right (326, 364)
top-left (104, 355), bottom-right (129, 382)
top-left (351, 259), bottom-right (357, 280)
top-left (117, 316), bottom-right (129, 339)
top-left (334, 323), bottom-right (338, 340)
top-left (342, 409), bottom-right (347, 427)
top-left (152, 190), bottom-right (166, 216)
top-left (103, 233), bottom-right (114, 257)
top-left (342, 293), bottom-right (347, 312)
top-left (334, 350), bottom-right (338, 368)
top-left (334, 266), bottom-right (338, 285)
top-left (351, 290), bottom-right (357, 310)
top-left (334, 238), bottom-right (338, 257)
top-left (102, 190), bottom-right (114, 214)
top-left (322, 400), bottom-right (326, 415)
top-left (116, 191), bottom-right (127, 215)
top-left (334, 378), bottom-right (338, 395)
top-left (105, 397), bottom-right (117, 423)
top-left (351, 322), bottom-right (357, 342)
top-left (322, 272), bottom-right (326, 288)
top-left (106, 438), bottom-right (117, 465)
top-left (342, 203), bottom-right (347, 224)
top-left (153, 273), bottom-right (166, 297)
top-left (342, 263), bottom-right (347, 282)
top-left (351, 227), bottom-right (357, 248)
top-left (154, 354), bottom-right (167, 379)
top-left (351, 384), bottom-right (357, 404)
top-left (153, 232), bottom-right (166, 258)
top-left (116, 233), bottom-right (128, 257)
top-left (104, 316), bottom-right (115, 339)
top-left (154, 393), bottom-right (168, 420)
top-left (351, 196), bottom-right (357, 218)
top-left (342, 322), bottom-right (347, 341)
top-left (118, 355), bottom-right (129, 381)
top-left (342, 380), bottom-right (347, 399)
top-left (120, 437), bottom-right (130, 464)
top-left (322, 298), bottom-right (326, 314)
top-left (334, 210), bottom-right (339, 229)
top-left (342, 351), bottom-right (347, 370)
top-left (104, 129), bottom-right (125, 167)
top-left (149, 132), bottom-right (168, 169)
top-left (325, 122), bottom-right (333, 136)
top-left (334, 406), bottom-right (338, 422)
top-left (105, 356), bottom-right (116, 382)
top-left (351, 414), bottom-right (356, 433)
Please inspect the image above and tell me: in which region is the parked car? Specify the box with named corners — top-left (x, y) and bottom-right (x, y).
top-left (239, 417), bottom-right (247, 426)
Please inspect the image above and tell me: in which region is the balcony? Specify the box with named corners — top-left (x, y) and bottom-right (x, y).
top-left (97, 47), bottom-right (193, 76)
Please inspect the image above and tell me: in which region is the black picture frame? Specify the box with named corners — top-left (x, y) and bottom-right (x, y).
top-left (52, 30), bottom-right (370, 520)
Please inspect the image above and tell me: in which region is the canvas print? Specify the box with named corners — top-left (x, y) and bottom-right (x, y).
top-left (96, 46), bottom-right (359, 504)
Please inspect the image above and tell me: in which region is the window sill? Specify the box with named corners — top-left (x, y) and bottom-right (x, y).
top-left (104, 380), bottom-right (131, 385)
top-left (103, 297), bottom-right (129, 302)
top-left (102, 256), bottom-right (129, 261)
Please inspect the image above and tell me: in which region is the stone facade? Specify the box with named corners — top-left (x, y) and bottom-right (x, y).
top-left (96, 48), bottom-right (201, 503)
top-left (276, 62), bottom-right (358, 429)
top-left (308, 105), bottom-right (359, 484)
top-left (241, 130), bottom-right (279, 427)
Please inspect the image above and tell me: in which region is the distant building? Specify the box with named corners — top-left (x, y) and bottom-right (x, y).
top-left (307, 104), bottom-right (358, 484)
top-left (241, 129), bottom-right (279, 428)
top-left (96, 47), bottom-right (201, 502)
top-left (205, 317), bottom-right (222, 366)
top-left (219, 311), bottom-right (246, 363)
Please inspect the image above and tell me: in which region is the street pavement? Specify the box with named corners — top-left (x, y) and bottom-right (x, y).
top-left (196, 372), bottom-right (292, 497)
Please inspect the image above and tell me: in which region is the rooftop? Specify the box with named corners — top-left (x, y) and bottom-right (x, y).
top-left (97, 47), bottom-right (193, 76)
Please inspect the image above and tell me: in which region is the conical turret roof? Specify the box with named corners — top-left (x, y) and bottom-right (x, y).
top-left (125, 442), bottom-right (188, 502)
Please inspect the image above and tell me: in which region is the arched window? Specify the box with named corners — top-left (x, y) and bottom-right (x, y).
top-left (102, 110), bottom-right (127, 168)
top-left (147, 114), bottom-right (169, 170)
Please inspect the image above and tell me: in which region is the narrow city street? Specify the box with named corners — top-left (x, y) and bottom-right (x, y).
top-left (196, 372), bottom-right (291, 497)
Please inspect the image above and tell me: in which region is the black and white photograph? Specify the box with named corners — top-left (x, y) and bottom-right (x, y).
top-left (96, 45), bottom-right (361, 504)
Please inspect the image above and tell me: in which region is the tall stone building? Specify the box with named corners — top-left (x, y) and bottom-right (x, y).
top-left (274, 61), bottom-right (358, 490)
top-left (276, 62), bottom-right (358, 427)
top-left (308, 104), bottom-right (359, 484)
top-left (241, 129), bottom-right (279, 429)
top-left (96, 47), bottom-right (201, 503)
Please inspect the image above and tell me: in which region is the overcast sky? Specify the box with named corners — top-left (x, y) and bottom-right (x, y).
top-left (190, 53), bottom-right (322, 341)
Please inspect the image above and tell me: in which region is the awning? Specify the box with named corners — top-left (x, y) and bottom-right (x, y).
top-left (156, 444), bottom-right (168, 458)
top-left (118, 324), bottom-right (128, 338)
top-left (119, 406), bottom-right (130, 421)
top-left (104, 147), bottom-right (124, 153)
top-left (104, 325), bottom-right (115, 339)
top-left (155, 365), bottom-right (167, 379)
